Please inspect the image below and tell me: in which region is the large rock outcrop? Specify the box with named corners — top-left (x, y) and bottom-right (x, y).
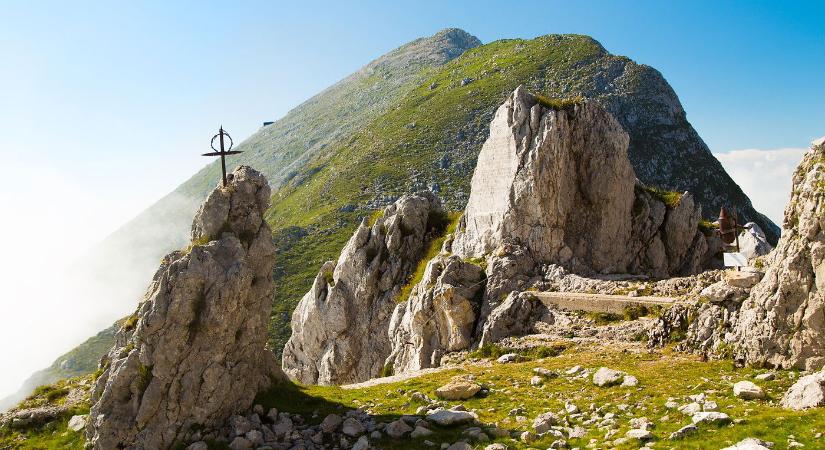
top-left (452, 86), bottom-right (715, 327)
top-left (732, 141), bottom-right (825, 370)
top-left (385, 255), bottom-right (485, 374)
top-left (86, 166), bottom-right (281, 450)
top-left (451, 86), bottom-right (711, 278)
top-left (282, 192), bottom-right (444, 384)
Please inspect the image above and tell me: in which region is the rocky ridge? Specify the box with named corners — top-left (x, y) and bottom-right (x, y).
top-left (284, 87), bottom-right (721, 383)
top-left (86, 167), bottom-right (282, 449)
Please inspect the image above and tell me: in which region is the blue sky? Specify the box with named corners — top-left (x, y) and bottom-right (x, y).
top-left (0, 0), bottom-right (822, 399)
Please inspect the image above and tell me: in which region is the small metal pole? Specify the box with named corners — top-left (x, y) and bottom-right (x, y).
top-left (219, 127), bottom-right (227, 186)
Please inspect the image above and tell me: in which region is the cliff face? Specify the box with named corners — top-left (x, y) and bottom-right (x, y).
top-left (450, 86), bottom-right (711, 278)
top-left (86, 167), bottom-right (281, 449)
top-left (732, 141), bottom-right (825, 370)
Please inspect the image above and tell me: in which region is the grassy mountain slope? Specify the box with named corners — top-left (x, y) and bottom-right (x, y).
top-left (0, 323), bottom-right (117, 412)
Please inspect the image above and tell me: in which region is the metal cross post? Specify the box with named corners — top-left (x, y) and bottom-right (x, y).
top-left (202, 126), bottom-right (243, 186)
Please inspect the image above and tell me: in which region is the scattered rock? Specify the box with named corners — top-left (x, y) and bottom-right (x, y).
top-left (385, 419), bottom-right (413, 438)
top-left (67, 414), bottom-right (87, 432)
top-left (733, 381), bottom-right (765, 400)
top-left (411, 425), bottom-right (434, 438)
top-left (186, 442), bottom-right (208, 450)
top-left (320, 414), bottom-right (343, 433)
top-left (626, 428), bottom-right (654, 440)
top-left (532, 411), bottom-right (558, 434)
top-left (496, 353), bottom-right (522, 364)
top-left (781, 371), bottom-right (825, 410)
top-left (722, 437), bottom-right (774, 450)
top-left (755, 372), bottom-right (776, 381)
top-left (622, 375), bottom-right (639, 387)
top-left (724, 270), bottom-right (762, 289)
top-left (426, 409), bottom-right (478, 426)
top-left (228, 436), bottom-right (252, 450)
top-left (593, 367), bottom-right (625, 387)
top-left (691, 411), bottom-right (731, 425)
top-left (341, 417), bottom-right (365, 436)
top-left (352, 435), bottom-right (370, 450)
top-left (669, 424), bottom-right (697, 440)
top-left (435, 379), bottom-right (482, 400)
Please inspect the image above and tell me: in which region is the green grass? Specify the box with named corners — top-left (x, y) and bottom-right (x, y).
top-left (253, 346), bottom-right (825, 450)
top-left (535, 94), bottom-right (584, 110)
top-left (698, 219), bottom-right (720, 235)
top-left (395, 211), bottom-right (461, 303)
top-left (643, 185), bottom-right (683, 208)
top-left (0, 405), bottom-right (89, 449)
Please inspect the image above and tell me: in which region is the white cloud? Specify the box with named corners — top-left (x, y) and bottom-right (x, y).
top-left (714, 147), bottom-right (808, 226)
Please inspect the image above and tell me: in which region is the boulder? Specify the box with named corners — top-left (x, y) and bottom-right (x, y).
top-left (691, 411), bottom-right (731, 425)
top-left (385, 419), bottom-right (413, 438)
top-left (722, 438), bottom-right (774, 450)
top-left (738, 223), bottom-right (774, 260)
top-left (435, 379), bottom-right (482, 400)
top-left (425, 409), bottom-right (478, 426)
top-left (320, 414), bottom-right (343, 433)
top-left (532, 412), bottom-right (558, 434)
top-left (781, 371), bottom-right (825, 410)
top-left (724, 270), bottom-right (763, 289)
top-left (732, 141), bottom-right (825, 370)
top-left (625, 428), bottom-right (654, 440)
top-left (86, 167), bottom-right (282, 450)
top-left (700, 281), bottom-right (749, 303)
top-left (478, 292), bottom-right (552, 346)
top-left (67, 414), bottom-right (87, 432)
top-left (733, 381), bottom-right (765, 400)
top-left (385, 255), bottom-right (484, 374)
top-left (342, 417), bottom-right (366, 436)
top-left (282, 192), bottom-right (444, 384)
top-left (592, 367), bottom-right (625, 387)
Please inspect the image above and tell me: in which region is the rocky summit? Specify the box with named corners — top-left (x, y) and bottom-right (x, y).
top-left (86, 166), bottom-right (283, 449)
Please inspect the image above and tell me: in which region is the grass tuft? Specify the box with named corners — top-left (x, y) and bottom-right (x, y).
top-left (535, 94), bottom-right (584, 110)
top-left (395, 211), bottom-right (461, 303)
top-left (643, 185), bottom-right (683, 208)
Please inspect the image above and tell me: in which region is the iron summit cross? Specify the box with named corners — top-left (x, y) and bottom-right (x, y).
top-left (202, 126), bottom-right (243, 186)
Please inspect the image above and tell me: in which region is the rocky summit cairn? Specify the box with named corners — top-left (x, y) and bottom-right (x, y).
top-left (86, 166), bottom-right (281, 449)
top-left (282, 192), bottom-right (445, 385)
top-left (732, 140), bottom-right (825, 370)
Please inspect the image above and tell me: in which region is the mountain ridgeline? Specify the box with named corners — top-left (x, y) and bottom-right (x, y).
top-left (19, 28), bottom-right (777, 396)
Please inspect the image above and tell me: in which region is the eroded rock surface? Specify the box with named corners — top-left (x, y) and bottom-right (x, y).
top-left (451, 86), bottom-right (713, 280)
top-left (386, 255), bottom-right (485, 374)
top-left (733, 141), bottom-right (825, 370)
top-left (282, 192), bottom-right (444, 384)
top-left (86, 166), bottom-right (281, 450)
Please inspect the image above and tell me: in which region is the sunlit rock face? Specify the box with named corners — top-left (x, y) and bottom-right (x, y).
top-left (733, 141), bottom-right (825, 371)
top-left (282, 192), bottom-right (444, 385)
top-left (86, 166), bottom-right (281, 450)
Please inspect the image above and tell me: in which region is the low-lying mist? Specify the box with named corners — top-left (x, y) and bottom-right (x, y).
top-left (0, 188), bottom-right (198, 411)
